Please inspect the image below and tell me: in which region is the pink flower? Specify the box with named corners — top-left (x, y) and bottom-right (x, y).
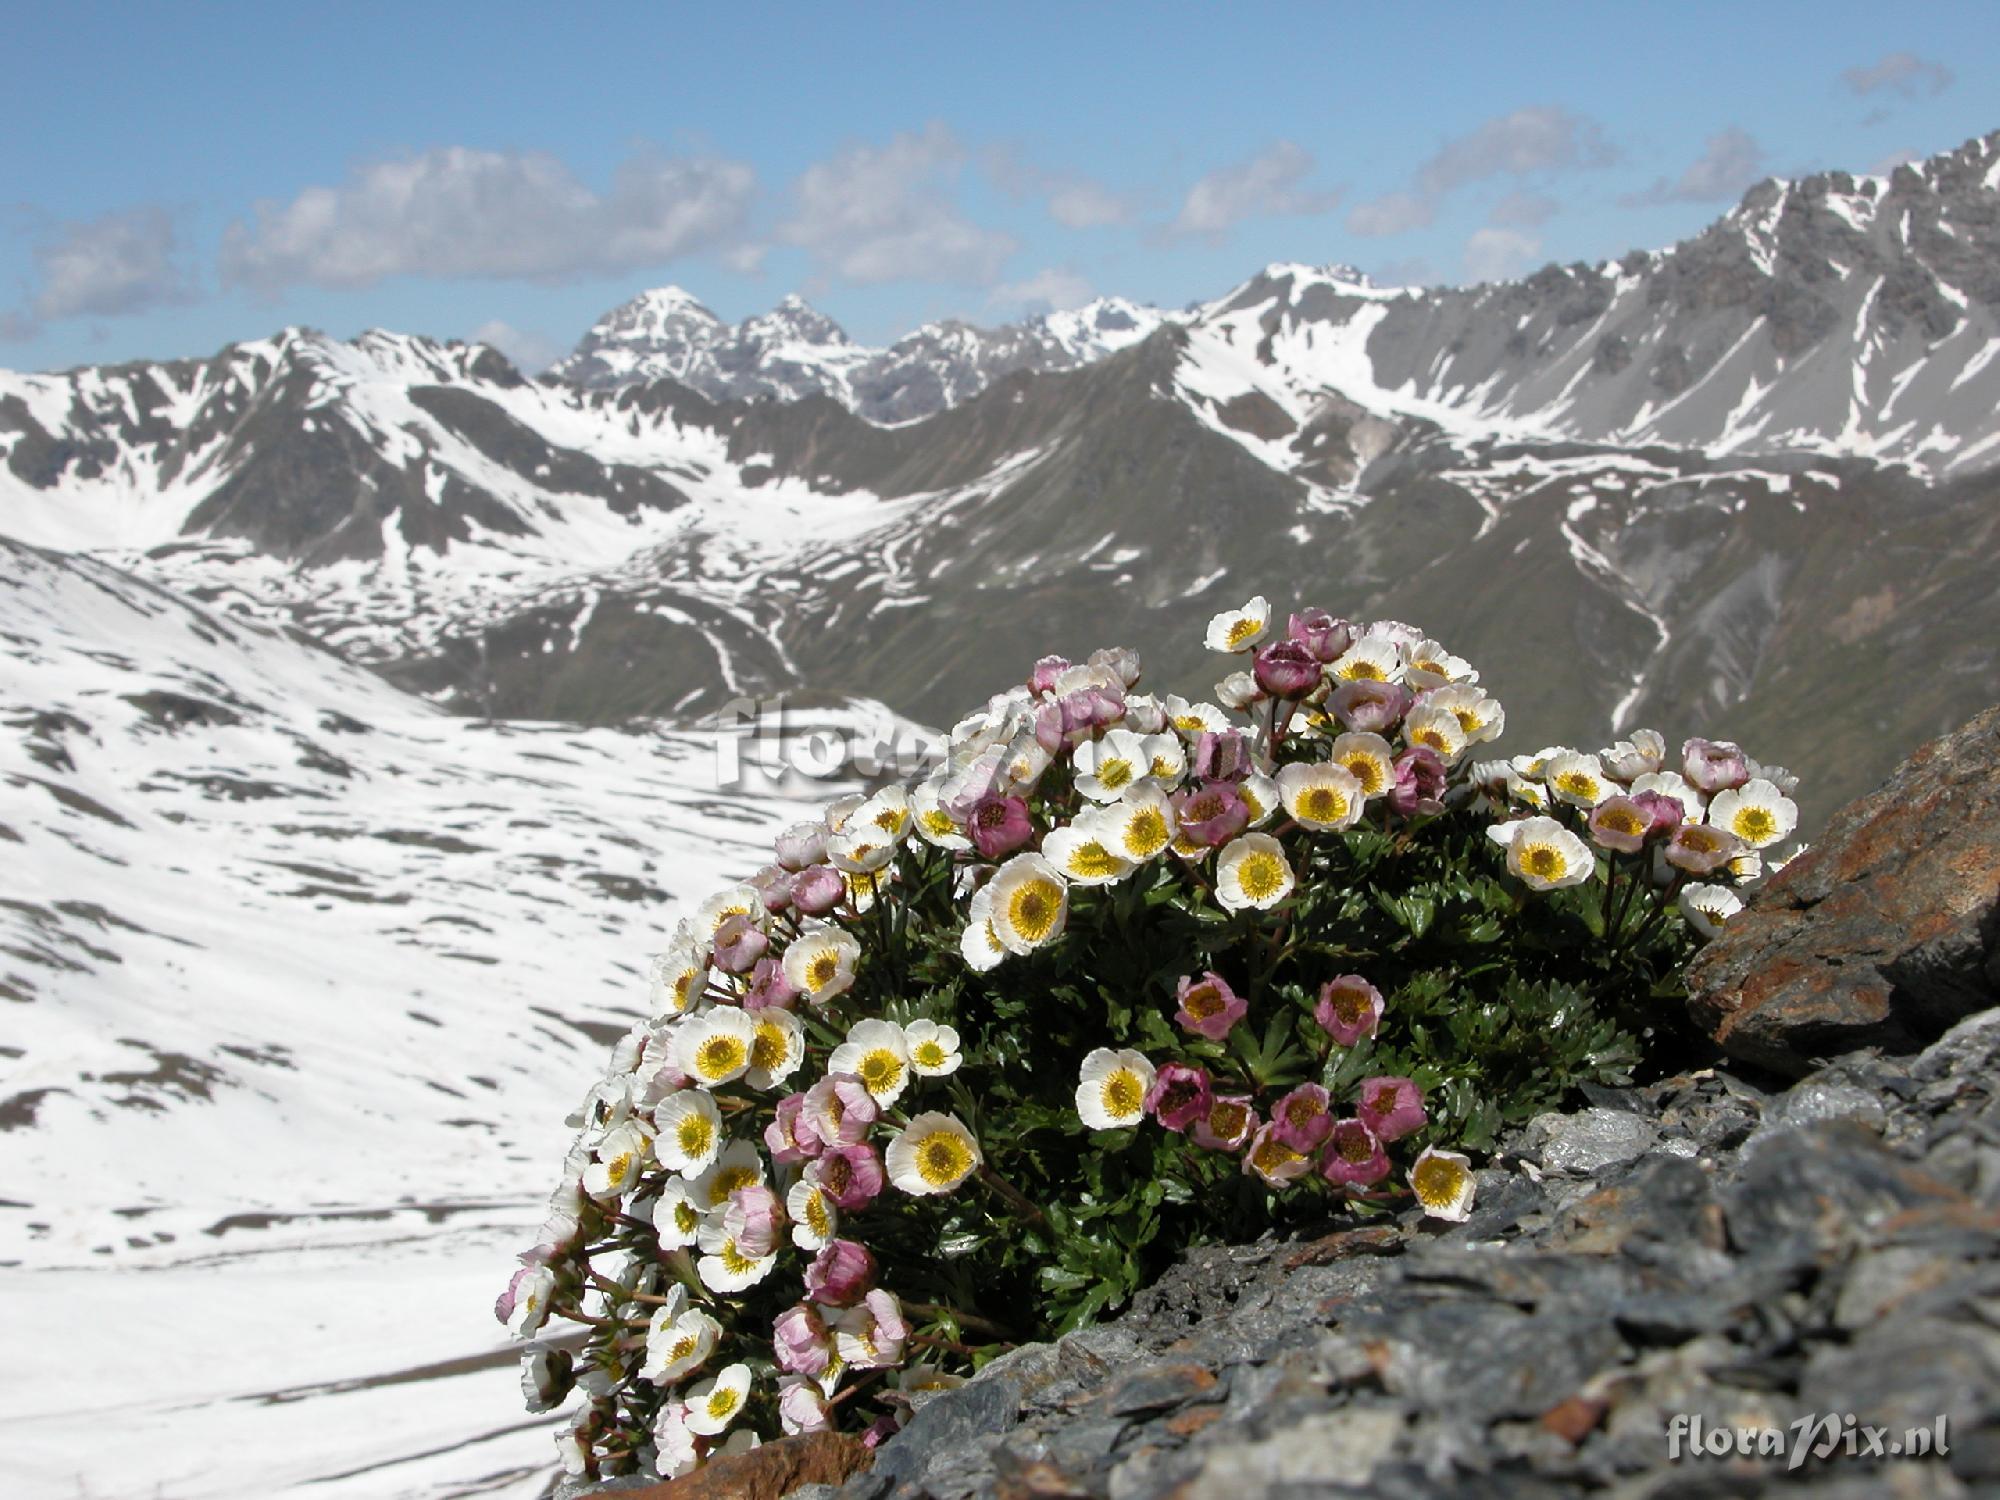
top-left (1386, 746), bottom-right (1447, 817)
top-left (1330, 679), bottom-right (1412, 734)
top-left (1029, 655), bottom-right (1071, 696)
top-left (1682, 737), bottom-right (1749, 794)
top-left (1145, 1062), bottom-right (1214, 1132)
top-left (803, 1073), bottom-right (879, 1149)
top-left (1664, 821), bottom-right (1742, 875)
top-left (1174, 971), bottom-right (1248, 1040)
top-left (779, 1375), bottom-right (833, 1434)
top-left (711, 913), bottom-right (769, 974)
top-left (789, 864), bottom-right (846, 916)
top-left (744, 956), bottom-right (800, 1012)
top-left (751, 862), bottom-right (794, 913)
top-left (774, 822), bottom-right (827, 871)
top-left (1034, 701), bottom-right (1067, 753)
top-left (1090, 646), bottom-right (1143, 688)
top-left (1315, 975), bottom-right (1384, 1047)
top-left (1243, 1122), bottom-right (1314, 1185)
top-left (1288, 609), bottom-right (1355, 664)
top-left (1192, 1095), bottom-right (1257, 1152)
top-left (723, 1184), bottom-right (785, 1258)
top-left (968, 794), bottom-right (1035, 859)
top-left (834, 1288), bottom-right (909, 1369)
top-left (1586, 795), bottom-right (1651, 854)
top-left (861, 1414), bottom-right (904, 1449)
top-left (773, 1303), bottom-right (833, 1375)
top-left (1253, 638), bottom-right (1322, 699)
top-left (1631, 790), bottom-right (1686, 837)
top-left (1172, 781), bottom-right (1252, 847)
top-left (804, 1238), bottom-right (877, 1307)
top-left (1319, 1118), bottom-right (1391, 1187)
top-left (1356, 1076), bottom-right (1426, 1143)
top-left (808, 1141), bottom-right (885, 1211)
top-left (1191, 730), bottom-right (1253, 783)
top-left (765, 1092), bottom-right (821, 1164)
top-left (1273, 1083), bottom-right (1334, 1152)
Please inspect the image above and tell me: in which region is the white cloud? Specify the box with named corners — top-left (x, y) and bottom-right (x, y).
top-left (988, 268), bottom-right (1095, 314)
top-left (1623, 128), bottom-right (1767, 206)
top-left (219, 145), bottom-right (755, 292)
top-left (1864, 148), bottom-right (1922, 177)
top-left (1369, 256), bottom-right (1438, 289)
top-left (1842, 51), bottom-right (1954, 98)
top-left (779, 124), bottom-right (1017, 287)
top-left (983, 147), bottom-right (1134, 228)
top-left (28, 205), bottom-right (198, 322)
top-left (1348, 107), bottom-right (1612, 237)
top-left (470, 319), bottom-right (564, 374)
top-left (1490, 190), bottom-right (1558, 228)
top-left (1169, 141), bottom-right (1341, 240)
top-left (1461, 228), bottom-right (1542, 285)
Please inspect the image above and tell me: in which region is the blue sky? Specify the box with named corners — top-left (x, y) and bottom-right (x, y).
top-left (3, 2), bottom-right (1994, 373)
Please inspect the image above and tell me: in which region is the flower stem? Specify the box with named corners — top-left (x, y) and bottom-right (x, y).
top-left (978, 1165), bottom-right (1050, 1228)
top-left (902, 1300), bottom-right (1021, 1341)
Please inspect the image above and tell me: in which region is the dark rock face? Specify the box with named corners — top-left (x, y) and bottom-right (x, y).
top-left (1686, 705), bottom-right (2000, 1078)
top-left (818, 1011), bottom-right (2000, 1499)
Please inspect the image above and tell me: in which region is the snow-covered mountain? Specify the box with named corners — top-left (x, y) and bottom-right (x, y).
top-left (548, 287), bottom-right (1168, 421)
top-left (0, 534), bottom-right (901, 1496)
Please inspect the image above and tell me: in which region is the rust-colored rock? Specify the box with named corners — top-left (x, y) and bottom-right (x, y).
top-left (608, 1432), bottom-right (872, 1500)
top-left (1540, 1393), bottom-right (1608, 1444)
top-left (1685, 705), bottom-right (2000, 1077)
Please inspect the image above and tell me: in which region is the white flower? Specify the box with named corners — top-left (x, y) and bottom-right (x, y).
top-left (885, 1111), bottom-right (983, 1195)
top-left (1602, 729), bottom-right (1666, 781)
top-left (855, 785), bottom-right (914, 842)
top-left (1204, 595), bottom-right (1270, 653)
top-left (507, 1266), bottom-right (555, 1338)
top-left (1101, 784), bottom-right (1177, 860)
top-left (1328, 732), bottom-right (1396, 800)
top-left (1492, 815), bottom-right (1594, 891)
top-left (1630, 770), bottom-right (1704, 818)
top-left (651, 1177), bottom-right (705, 1249)
top-left (1403, 639), bottom-right (1478, 689)
top-left (1509, 745), bottom-right (1569, 779)
top-left (1215, 833), bottom-right (1295, 911)
top-left (997, 732), bottom-right (1053, 795)
top-left (1237, 772), bottom-right (1280, 827)
top-left (1707, 777), bottom-right (1798, 850)
top-left (1331, 633), bottom-right (1406, 684)
top-left (903, 1019), bottom-right (962, 1077)
top-left (1542, 751), bottom-right (1615, 807)
top-left (1215, 670), bottom-right (1262, 710)
top-left (582, 1120), bottom-right (651, 1202)
top-left (684, 1363), bottom-right (753, 1437)
top-left (1076, 1048), bottom-right (1155, 1130)
top-left (653, 1404), bottom-right (699, 1479)
top-left (1678, 882), bottom-right (1745, 939)
top-left (1275, 763), bottom-right (1365, 832)
top-left (1073, 728), bottom-right (1148, 802)
top-left (642, 1302), bottom-right (722, 1386)
top-left (556, 1423), bottom-right (589, 1476)
top-left (653, 1091), bottom-right (724, 1175)
top-left (744, 1007), bottom-right (806, 1092)
top-left (912, 775), bottom-right (972, 851)
top-left (1042, 816), bottom-right (1137, 886)
top-left (1409, 1146), bottom-right (1476, 1221)
top-left (1402, 703), bottom-right (1468, 765)
top-left (786, 1177), bottom-right (839, 1251)
top-left (689, 1138), bottom-right (766, 1212)
top-left (648, 942), bottom-right (710, 1019)
top-left (960, 883), bottom-right (1008, 971)
top-left (987, 853), bottom-right (1070, 954)
top-left (828, 1018), bottom-right (912, 1106)
top-left (673, 1008), bottom-right (759, 1089)
top-left (821, 793), bottom-right (865, 834)
top-left (696, 1217), bottom-right (779, 1293)
top-left (1138, 733), bottom-right (1187, 786)
top-left (782, 924), bottom-right (861, 1004)
top-left (1163, 695), bottom-right (1231, 736)
top-left (694, 885), bottom-right (763, 944)
top-left (1422, 683), bottom-right (1504, 745)
top-left (827, 825), bottom-right (897, 874)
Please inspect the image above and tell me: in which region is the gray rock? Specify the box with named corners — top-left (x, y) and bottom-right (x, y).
top-left (1528, 1107), bottom-right (1661, 1174)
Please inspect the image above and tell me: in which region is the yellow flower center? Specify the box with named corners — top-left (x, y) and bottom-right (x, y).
top-left (1236, 851), bottom-right (1286, 900)
top-left (1150, 755), bottom-right (1179, 778)
top-left (1252, 1135), bottom-right (1304, 1173)
top-left (803, 1190), bottom-right (831, 1238)
top-left (1681, 827), bottom-right (1723, 853)
top-left (1343, 756), bottom-right (1385, 795)
top-left (1240, 786), bottom-right (1268, 819)
top-left (1286, 1095), bottom-right (1325, 1125)
top-left (1412, 1156), bottom-right (1467, 1209)
top-left (1370, 1085), bottom-right (1401, 1115)
top-left (1101, 1070), bottom-right (1144, 1118)
top-left (807, 952), bottom-right (841, 990)
top-left (1412, 656), bottom-right (1447, 677)
top-left (1007, 879), bottom-right (1062, 942)
top-left (1299, 786), bottom-right (1347, 823)
top-left (1332, 989), bottom-right (1371, 1027)
top-left (1555, 772), bottom-right (1597, 799)
top-left (1209, 1100), bottom-right (1249, 1137)
top-left (1338, 1129), bottom-right (1374, 1164)
top-left (719, 1239), bottom-right (757, 1275)
top-left (672, 970), bottom-right (700, 1007)
top-left (751, 1023), bottom-right (787, 1072)
top-left (677, 1114), bottom-right (714, 1158)
top-left (858, 1048), bottom-right (904, 1095)
top-left (1225, 617), bottom-right (1261, 648)
top-left (605, 1150), bottom-right (633, 1182)
top-left (697, 1035), bottom-right (746, 1078)
top-left (1452, 708), bottom-right (1482, 734)
top-left (1520, 843), bottom-right (1564, 878)
top-left (667, 1333), bottom-right (697, 1363)
top-left (1600, 807), bottom-right (1645, 837)
top-left (1173, 713), bottom-right (1206, 732)
top-left (917, 1130), bottom-right (973, 1186)
top-left (912, 1040), bottom-right (948, 1069)
top-left (673, 1201), bottom-right (699, 1233)
top-left (1412, 727), bottom-right (1452, 754)
top-left (706, 1387), bottom-right (739, 1420)
top-left (1183, 985), bottom-right (1224, 1019)
top-left (1733, 807), bottom-right (1776, 843)
top-left (872, 808), bottom-right (903, 833)
top-left (1069, 840), bottom-right (1125, 878)
top-left (1096, 759), bottom-right (1134, 790)
top-left (921, 809), bottom-right (958, 838)
top-left (1125, 808), bottom-right (1170, 855)
top-left (1341, 659), bottom-right (1386, 682)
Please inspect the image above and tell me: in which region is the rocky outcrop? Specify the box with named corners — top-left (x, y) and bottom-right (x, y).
top-left (820, 1013), bottom-right (2000, 1499)
top-left (1687, 705), bottom-right (2000, 1078)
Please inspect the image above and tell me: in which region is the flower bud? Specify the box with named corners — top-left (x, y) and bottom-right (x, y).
top-left (773, 1304), bottom-right (834, 1375)
top-left (1253, 638), bottom-right (1322, 699)
top-left (967, 794), bottom-right (1034, 859)
top-left (1682, 737), bottom-right (1749, 794)
top-left (804, 1238), bottom-right (877, 1307)
top-left (1145, 1062), bottom-right (1214, 1132)
top-left (789, 864), bottom-right (846, 916)
top-left (1330, 678), bottom-right (1412, 734)
top-left (774, 822), bottom-right (827, 872)
top-left (711, 913), bottom-right (768, 974)
top-left (1288, 609), bottom-right (1356, 663)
